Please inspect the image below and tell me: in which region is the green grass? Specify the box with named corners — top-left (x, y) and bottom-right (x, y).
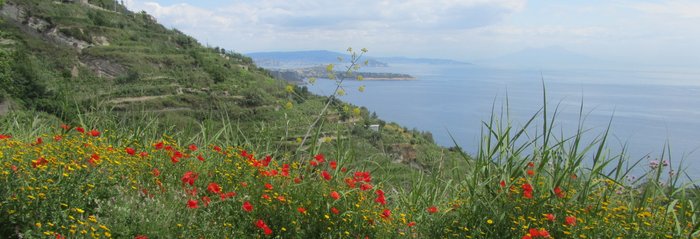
top-left (1, 94), bottom-right (699, 238)
top-left (0, 0), bottom-right (699, 237)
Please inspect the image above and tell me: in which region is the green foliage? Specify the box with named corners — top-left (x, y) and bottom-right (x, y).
top-left (240, 88), bottom-right (269, 108)
top-left (59, 27), bottom-right (92, 43)
top-left (116, 70), bottom-right (140, 84)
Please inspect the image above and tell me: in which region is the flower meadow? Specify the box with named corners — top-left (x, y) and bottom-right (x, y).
top-left (1, 123), bottom-right (699, 238)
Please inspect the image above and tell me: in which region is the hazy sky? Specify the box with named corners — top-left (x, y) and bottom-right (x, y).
top-left (123, 0), bottom-right (700, 66)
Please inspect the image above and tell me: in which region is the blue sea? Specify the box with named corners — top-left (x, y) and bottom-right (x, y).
top-left (305, 64), bottom-right (700, 179)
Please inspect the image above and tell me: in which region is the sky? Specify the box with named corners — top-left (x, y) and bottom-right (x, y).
top-left (122, 0), bottom-right (700, 67)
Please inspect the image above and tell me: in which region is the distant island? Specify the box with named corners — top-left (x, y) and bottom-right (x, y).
top-left (247, 50), bottom-right (389, 68)
top-left (267, 66), bottom-right (415, 83)
top-left (247, 50), bottom-right (471, 68)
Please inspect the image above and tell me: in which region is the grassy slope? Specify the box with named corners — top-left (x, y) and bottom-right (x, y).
top-left (0, 0), bottom-right (465, 185)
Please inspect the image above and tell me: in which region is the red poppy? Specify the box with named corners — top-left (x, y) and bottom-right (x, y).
top-left (125, 147), bottom-right (136, 156)
top-left (153, 141), bottom-right (164, 150)
top-left (314, 154), bottom-right (325, 163)
top-left (255, 219), bottom-right (273, 235)
top-left (345, 178), bottom-right (357, 188)
top-left (188, 144), bottom-right (197, 151)
top-left (500, 180), bottom-right (506, 188)
top-left (220, 191), bottom-right (236, 200)
top-left (207, 182), bottom-right (222, 194)
top-left (213, 145), bottom-right (222, 152)
top-left (330, 191), bottom-right (340, 200)
top-left (262, 155), bottom-right (272, 167)
top-left (89, 129), bottom-right (100, 137)
top-left (202, 196), bottom-right (211, 207)
top-left (32, 157), bottom-right (48, 168)
top-left (241, 182), bottom-right (248, 187)
top-left (75, 127), bottom-right (85, 133)
top-left (565, 216), bottom-right (577, 226)
top-left (297, 207), bottom-right (307, 214)
top-left (427, 206), bottom-right (438, 214)
top-left (554, 187), bottom-right (565, 198)
top-left (181, 171), bottom-right (198, 186)
top-left (152, 168), bottom-right (160, 177)
top-left (260, 170), bottom-right (275, 177)
top-left (538, 228), bottom-right (550, 237)
top-left (527, 169), bottom-right (535, 176)
top-left (380, 209), bottom-right (391, 219)
top-left (545, 213), bottom-right (555, 221)
top-left (529, 228), bottom-right (540, 237)
top-left (10, 165), bottom-right (17, 172)
top-left (281, 164), bottom-right (290, 177)
top-left (329, 161), bottom-right (337, 169)
top-left (294, 177), bottom-right (302, 184)
top-left (341, 167), bottom-right (347, 172)
top-left (53, 135), bottom-right (62, 141)
top-left (60, 124), bottom-right (70, 130)
top-left (88, 153), bottom-right (100, 165)
top-left (134, 236), bottom-right (148, 239)
top-left (528, 162), bottom-right (535, 168)
top-left (407, 221), bottom-right (416, 227)
top-left (354, 171), bottom-right (372, 182)
top-left (0, 134), bottom-right (11, 140)
top-left (264, 183), bottom-right (273, 190)
top-left (243, 201), bottom-right (253, 212)
top-left (262, 194), bottom-right (270, 200)
top-left (360, 183), bottom-right (373, 191)
top-left (310, 160), bottom-right (318, 167)
top-left (173, 151), bottom-right (183, 158)
top-left (331, 207), bottom-right (340, 214)
top-left (187, 199), bottom-right (198, 209)
top-left (321, 170), bottom-right (332, 181)
top-left (34, 137), bottom-right (43, 145)
top-left (375, 190), bottom-right (386, 205)
top-left (197, 155), bottom-right (205, 162)
top-left (522, 183), bottom-right (533, 199)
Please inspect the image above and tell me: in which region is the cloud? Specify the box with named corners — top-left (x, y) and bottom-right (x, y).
top-left (631, 0), bottom-right (700, 18)
top-left (124, 1), bottom-right (234, 31)
top-left (121, 0), bottom-right (700, 67)
top-left (126, 0), bottom-right (526, 32)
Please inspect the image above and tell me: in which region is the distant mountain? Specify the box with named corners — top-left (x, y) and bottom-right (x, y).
top-left (375, 56), bottom-right (470, 65)
top-left (478, 46), bottom-right (604, 69)
top-left (246, 50), bottom-right (388, 68)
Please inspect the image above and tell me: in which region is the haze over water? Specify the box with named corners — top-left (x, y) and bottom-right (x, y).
top-left (307, 64), bottom-right (700, 179)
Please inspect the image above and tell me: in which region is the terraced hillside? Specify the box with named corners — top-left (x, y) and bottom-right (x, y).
top-left (0, 0), bottom-right (465, 185)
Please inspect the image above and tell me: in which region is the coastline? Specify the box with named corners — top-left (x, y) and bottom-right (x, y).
top-left (267, 66), bottom-right (416, 82)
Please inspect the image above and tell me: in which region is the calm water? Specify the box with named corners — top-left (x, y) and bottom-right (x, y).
top-left (306, 64), bottom-right (700, 178)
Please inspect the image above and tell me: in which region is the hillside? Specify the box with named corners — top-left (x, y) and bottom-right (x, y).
top-left (0, 0), bottom-right (463, 185)
top-left (267, 66), bottom-right (415, 83)
top-left (1, 1), bottom-right (698, 238)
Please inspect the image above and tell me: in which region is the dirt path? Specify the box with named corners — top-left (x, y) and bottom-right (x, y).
top-left (108, 95), bottom-right (167, 104)
top-left (149, 107), bottom-right (191, 113)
